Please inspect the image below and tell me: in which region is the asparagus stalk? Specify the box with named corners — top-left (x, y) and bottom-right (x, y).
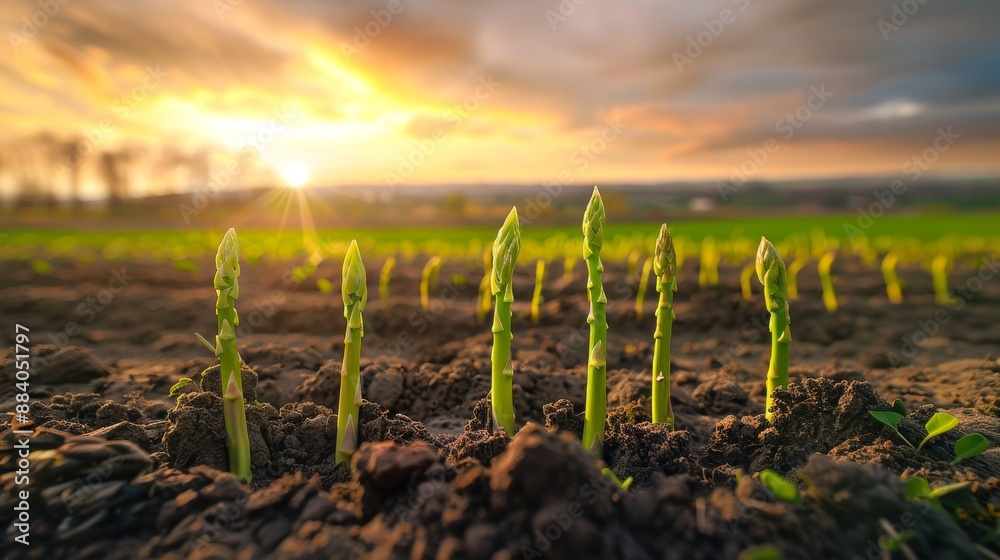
top-left (195, 228), bottom-right (252, 481)
top-left (756, 237), bottom-right (792, 423)
top-left (818, 250), bottom-right (838, 313)
top-left (490, 207), bottom-right (521, 436)
top-left (378, 255), bottom-right (396, 301)
top-left (531, 259), bottom-right (545, 325)
top-left (336, 240), bottom-right (367, 464)
top-left (477, 249), bottom-right (492, 324)
top-left (651, 224), bottom-right (677, 426)
top-left (881, 252), bottom-right (903, 304)
top-left (635, 256), bottom-right (652, 323)
top-left (931, 254), bottom-right (955, 305)
top-left (420, 256), bottom-right (441, 312)
top-left (786, 250), bottom-right (809, 300)
top-left (581, 187), bottom-right (608, 456)
top-left (739, 262), bottom-right (755, 301)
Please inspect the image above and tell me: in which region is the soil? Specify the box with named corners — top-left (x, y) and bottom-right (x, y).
top-left (1, 253), bottom-right (998, 559)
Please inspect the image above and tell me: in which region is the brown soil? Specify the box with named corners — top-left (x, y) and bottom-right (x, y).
top-left (1, 254), bottom-right (998, 559)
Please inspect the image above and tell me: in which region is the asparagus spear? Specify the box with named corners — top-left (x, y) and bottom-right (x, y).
top-left (651, 224), bottom-right (677, 426)
top-left (756, 237), bottom-right (792, 422)
top-left (420, 256), bottom-right (441, 312)
top-left (336, 240), bottom-right (367, 464)
top-left (195, 228), bottom-right (252, 481)
top-left (490, 207), bottom-right (521, 436)
top-left (531, 259), bottom-right (545, 325)
top-left (635, 256), bottom-right (653, 323)
top-left (881, 252), bottom-right (903, 304)
top-left (818, 250), bottom-right (838, 313)
top-left (477, 249), bottom-right (492, 324)
top-left (378, 255), bottom-right (396, 301)
top-left (581, 187), bottom-right (608, 456)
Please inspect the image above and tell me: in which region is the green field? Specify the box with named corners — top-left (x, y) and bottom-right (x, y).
top-left (2, 212), bottom-right (997, 266)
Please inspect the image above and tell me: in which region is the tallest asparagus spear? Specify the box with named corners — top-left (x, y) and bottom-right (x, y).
top-left (490, 207), bottom-right (521, 436)
top-left (651, 223), bottom-right (677, 426)
top-left (581, 187), bottom-right (608, 456)
top-left (756, 237), bottom-right (792, 422)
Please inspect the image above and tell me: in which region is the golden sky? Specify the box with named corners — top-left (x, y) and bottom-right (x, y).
top-left (2, 0), bottom-right (999, 198)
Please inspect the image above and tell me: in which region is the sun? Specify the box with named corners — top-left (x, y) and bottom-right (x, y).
top-left (279, 162), bottom-right (309, 189)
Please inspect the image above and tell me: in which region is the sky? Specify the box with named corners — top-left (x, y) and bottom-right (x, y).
top-left (2, 0), bottom-right (999, 199)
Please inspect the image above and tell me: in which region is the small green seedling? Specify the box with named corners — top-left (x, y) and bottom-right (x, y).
top-left (601, 467), bottom-right (633, 491)
top-left (817, 250), bottom-right (837, 313)
top-left (582, 187), bottom-right (608, 456)
top-left (698, 237), bottom-right (719, 288)
top-left (490, 208), bottom-right (521, 436)
top-left (420, 256), bottom-right (441, 312)
top-left (756, 237), bottom-right (791, 422)
top-left (759, 469), bottom-right (802, 504)
top-left (869, 407), bottom-right (963, 452)
top-left (635, 256), bottom-right (652, 323)
top-left (917, 411), bottom-right (958, 451)
top-left (531, 259), bottom-right (545, 325)
top-left (194, 228), bottom-right (252, 482)
top-left (952, 433), bottom-right (990, 464)
top-left (336, 240), bottom-right (367, 465)
top-left (378, 255), bottom-right (396, 301)
top-left (905, 476), bottom-right (971, 504)
top-left (169, 377), bottom-right (194, 406)
top-left (651, 224), bottom-right (677, 427)
top-left (868, 410), bottom-right (915, 449)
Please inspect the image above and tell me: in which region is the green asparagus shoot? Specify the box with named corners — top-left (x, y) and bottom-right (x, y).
top-left (756, 237), bottom-right (791, 423)
top-left (477, 249), bottom-right (492, 324)
top-left (531, 259), bottom-right (545, 325)
top-left (581, 187), bottom-right (608, 456)
top-left (817, 251), bottom-right (837, 313)
top-left (194, 228), bottom-right (252, 481)
top-left (739, 262), bottom-right (755, 301)
top-left (420, 256), bottom-right (441, 312)
top-left (490, 207), bottom-right (521, 436)
top-left (563, 253), bottom-right (577, 282)
top-left (627, 250), bottom-right (641, 282)
top-left (378, 255), bottom-right (396, 301)
top-left (881, 252), bottom-right (903, 304)
top-left (786, 250), bottom-right (808, 300)
top-left (698, 236), bottom-right (719, 288)
top-left (651, 224), bottom-right (677, 426)
top-left (635, 256), bottom-right (653, 323)
top-left (931, 254), bottom-right (956, 305)
top-left (336, 240), bottom-right (367, 464)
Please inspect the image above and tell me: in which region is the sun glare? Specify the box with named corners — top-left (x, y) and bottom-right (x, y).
top-left (280, 162), bottom-right (309, 189)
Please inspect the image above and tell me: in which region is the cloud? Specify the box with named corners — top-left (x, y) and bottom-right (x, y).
top-left (0, 0), bottom-right (998, 193)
